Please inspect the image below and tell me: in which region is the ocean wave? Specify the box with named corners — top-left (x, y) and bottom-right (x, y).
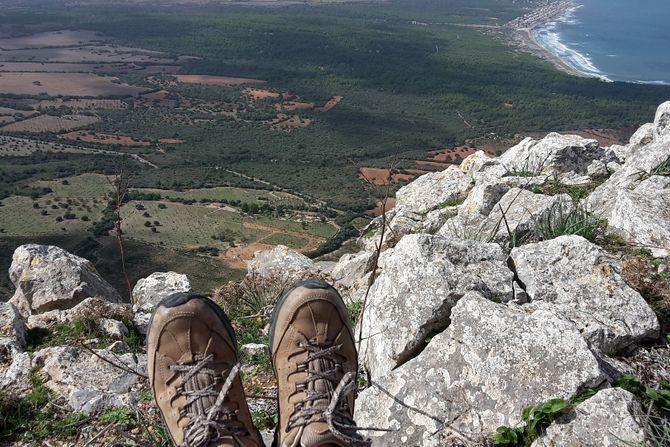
top-left (634, 80), bottom-right (670, 86)
top-left (532, 27), bottom-right (611, 81)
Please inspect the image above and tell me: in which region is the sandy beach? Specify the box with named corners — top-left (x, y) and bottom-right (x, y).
top-left (506, 0), bottom-right (588, 78)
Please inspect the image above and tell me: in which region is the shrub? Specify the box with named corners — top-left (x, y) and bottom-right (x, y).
top-left (532, 201), bottom-right (605, 243)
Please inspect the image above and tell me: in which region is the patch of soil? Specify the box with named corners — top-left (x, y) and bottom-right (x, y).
top-left (622, 254), bottom-right (670, 333)
top-left (60, 131), bottom-right (151, 146)
top-left (315, 95), bottom-right (343, 113)
top-left (244, 88), bottom-right (281, 101)
top-left (221, 243), bottom-right (274, 270)
top-left (176, 74), bottom-right (266, 86)
top-left (358, 168), bottom-right (415, 186)
top-left (158, 138), bottom-right (185, 144)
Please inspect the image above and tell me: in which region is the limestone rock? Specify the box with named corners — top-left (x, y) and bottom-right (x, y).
top-left (499, 133), bottom-right (603, 178)
top-left (606, 175), bottom-right (670, 258)
top-left (9, 244), bottom-right (121, 318)
top-left (0, 302), bottom-right (27, 349)
top-left (0, 351), bottom-right (31, 391)
top-left (532, 388), bottom-right (645, 447)
top-left (359, 234), bottom-right (514, 380)
top-left (331, 251), bottom-right (373, 292)
top-left (440, 189), bottom-right (573, 245)
top-left (26, 297), bottom-right (131, 329)
top-left (379, 167), bottom-right (472, 247)
top-left (0, 302), bottom-right (29, 390)
top-left (355, 293), bottom-right (606, 446)
top-left (132, 271), bottom-right (192, 334)
top-left (588, 103), bottom-right (670, 257)
top-left (98, 318), bottom-right (129, 340)
top-left (653, 100), bottom-right (670, 140)
top-left (510, 235), bottom-right (659, 354)
top-left (247, 245), bottom-right (315, 281)
top-left (33, 346), bottom-right (146, 414)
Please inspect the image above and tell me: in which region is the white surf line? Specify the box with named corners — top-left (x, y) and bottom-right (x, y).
top-left (530, 3), bottom-right (612, 81)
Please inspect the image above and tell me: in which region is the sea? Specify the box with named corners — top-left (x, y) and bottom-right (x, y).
top-left (532, 0), bottom-right (670, 84)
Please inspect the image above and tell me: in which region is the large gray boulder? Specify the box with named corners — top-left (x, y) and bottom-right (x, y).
top-left (532, 388), bottom-right (645, 447)
top-left (355, 293), bottom-right (606, 446)
top-left (498, 133), bottom-right (604, 179)
top-left (331, 251), bottom-right (373, 294)
top-left (359, 234), bottom-right (514, 380)
top-left (132, 271), bottom-right (192, 334)
top-left (33, 346), bottom-right (147, 414)
top-left (247, 245), bottom-right (316, 281)
top-left (588, 102), bottom-right (670, 257)
top-left (510, 235), bottom-right (659, 354)
top-left (380, 167), bottom-right (472, 247)
top-left (9, 244), bottom-right (122, 318)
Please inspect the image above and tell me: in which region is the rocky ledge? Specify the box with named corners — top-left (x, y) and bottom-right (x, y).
top-left (1, 102), bottom-right (669, 446)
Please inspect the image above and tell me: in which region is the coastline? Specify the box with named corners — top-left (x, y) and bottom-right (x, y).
top-left (506, 0), bottom-right (594, 79)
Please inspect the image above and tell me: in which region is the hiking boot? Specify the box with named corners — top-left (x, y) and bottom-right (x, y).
top-left (269, 280), bottom-right (370, 447)
top-left (147, 292), bottom-right (263, 447)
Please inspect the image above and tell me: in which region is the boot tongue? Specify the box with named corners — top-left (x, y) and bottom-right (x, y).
top-left (183, 366), bottom-right (218, 415)
top-left (300, 424), bottom-right (346, 447)
top-left (300, 341), bottom-right (340, 446)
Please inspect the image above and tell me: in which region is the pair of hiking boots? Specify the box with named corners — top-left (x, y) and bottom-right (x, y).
top-left (147, 279), bottom-right (369, 447)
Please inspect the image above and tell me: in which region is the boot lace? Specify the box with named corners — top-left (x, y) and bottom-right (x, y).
top-left (287, 340), bottom-right (372, 447)
top-left (170, 355), bottom-right (249, 447)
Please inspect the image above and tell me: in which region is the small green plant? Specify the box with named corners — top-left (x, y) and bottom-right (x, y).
top-left (0, 368), bottom-right (87, 442)
top-left (347, 300), bottom-right (363, 326)
top-left (532, 201), bottom-right (605, 243)
top-left (616, 374), bottom-right (670, 411)
top-left (634, 156), bottom-right (670, 180)
top-left (503, 154), bottom-right (548, 178)
top-left (494, 389), bottom-right (597, 446)
top-left (100, 406), bottom-right (137, 426)
top-left (251, 409), bottom-right (278, 430)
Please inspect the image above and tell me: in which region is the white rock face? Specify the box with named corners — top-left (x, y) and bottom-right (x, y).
top-left (132, 271), bottom-right (192, 334)
top-left (510, 236), bottom-right (659, 354)
top-left (0, 302), bottom-right (30, 391)
top-left (356, 293), bottom-right (606, 446)
top-left (359, 234), bottom-right (514, 380)
top-left (588, 102), bottom-right (670, 257)
top-left (331, 251), bottom-right (373, 293)
top-left (532, 388), bottom-right (645, 447)
top-left (499, 133), bottom-right (603, 178)
top-left (9, 244), bottom-right (121, 317)
top-left (247, 245), bottom-right (315, 281)
top-left (381, 167), bottom-right (472, 246)
top-left (33, 346), bottom-right (146, 414)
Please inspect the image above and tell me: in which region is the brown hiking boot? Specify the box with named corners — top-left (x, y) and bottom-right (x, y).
top-left (269, 280), bottom-right (370, 447)
top-left (147, 292), bottom-right (263, 447)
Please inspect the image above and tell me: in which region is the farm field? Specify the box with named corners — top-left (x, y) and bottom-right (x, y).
top-left (133, 186), bottom-right (306, 207)
top-left (1, 114), bottom-right (101, 132)
top-left (0, 72), bottom-right (147, 96)
top-left (60, 131), bottom-right (152, 146)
